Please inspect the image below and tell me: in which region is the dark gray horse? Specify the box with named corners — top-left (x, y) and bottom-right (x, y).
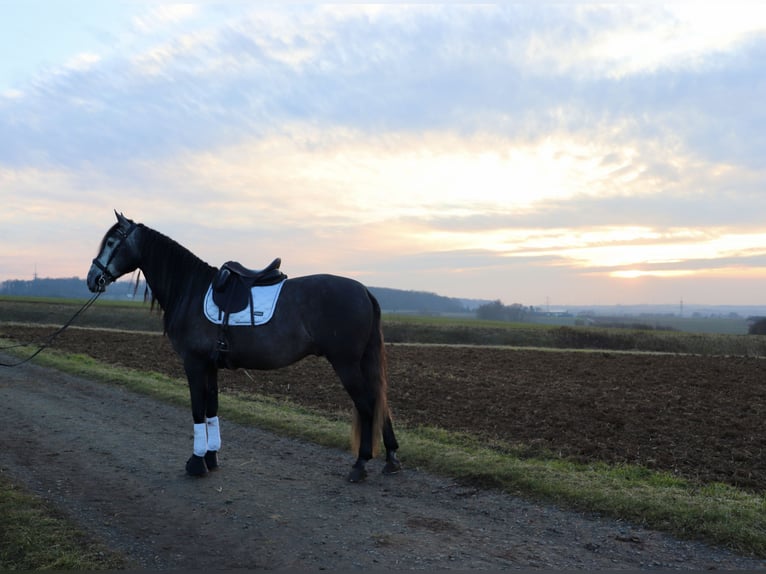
top-left (87, 212), bottom-right (401, 482)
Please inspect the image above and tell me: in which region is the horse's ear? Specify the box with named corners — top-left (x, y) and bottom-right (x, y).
top-left (114, 210), bottom-right (132, 228)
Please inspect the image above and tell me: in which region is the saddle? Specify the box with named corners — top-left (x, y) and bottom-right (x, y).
top-left (212, 258), bottom-right (287, 315)
top-left (210, 258), bottom-right (287, 368)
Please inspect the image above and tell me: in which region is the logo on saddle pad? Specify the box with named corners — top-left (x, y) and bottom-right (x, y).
top-left (203, 259), bottom-right (287, 326)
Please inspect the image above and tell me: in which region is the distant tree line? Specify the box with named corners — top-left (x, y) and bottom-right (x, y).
top-left (369, 287), bottom-right (468, 314)
top-left (749, 317), bottom-right (766, 335)
top-left (0, 277), bottom-right (141, 300)
top-left (1, 278), bottom-right (472, 314)
top-left (475, 300), bottom-right (532, 322)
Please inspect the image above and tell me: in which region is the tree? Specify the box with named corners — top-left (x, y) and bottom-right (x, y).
top-left (476, 300), bottom-right (530, 322)
top-left (749, 317), bottom-right (766, 335)
top-left (476, 300), bottom-right (506, 321)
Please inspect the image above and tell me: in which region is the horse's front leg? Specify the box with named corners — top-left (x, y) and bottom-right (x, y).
top-left (184, 357), bottom-right (221, 476)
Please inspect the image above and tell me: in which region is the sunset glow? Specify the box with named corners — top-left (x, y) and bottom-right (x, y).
top-left (2, 4), bottom-right (766, 305)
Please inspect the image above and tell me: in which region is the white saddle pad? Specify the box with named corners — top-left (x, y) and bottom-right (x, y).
top-left (203, 280), bottom-right (286, 326)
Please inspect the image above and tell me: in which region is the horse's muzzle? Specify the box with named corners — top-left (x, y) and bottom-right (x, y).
top-left (86, 266), bottom-right (109, 293)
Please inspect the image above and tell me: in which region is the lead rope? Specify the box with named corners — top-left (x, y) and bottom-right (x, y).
top-left (0, 291), bottom-right (102, 367)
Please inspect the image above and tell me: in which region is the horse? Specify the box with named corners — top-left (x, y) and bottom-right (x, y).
top-left (86, 211), bottom-right (401, 482)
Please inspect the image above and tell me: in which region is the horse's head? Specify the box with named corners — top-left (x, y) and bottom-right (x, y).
top-left (87, 211), bottom-right (140, 292)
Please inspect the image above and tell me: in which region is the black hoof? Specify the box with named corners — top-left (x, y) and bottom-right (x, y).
top-left (186, 454), bottom-right (208, 476)
top-left (205, 450), bottom-right (218, 471)
top-left (383, 460), bottom-right (402, 475)
top-left (383, 452), bottom-right (402, 475)
top-left (204, 450), bottom-right (219, 471)
top-left (347, 466), bottom-right (368, 483)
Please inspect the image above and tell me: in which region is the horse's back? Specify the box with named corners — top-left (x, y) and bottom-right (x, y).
top-left (279, 274), bottom-right (377, 358)
top-left (200, 273), bottom-right (377, 370)
top-left (284, 273), bottom-right (372, 308)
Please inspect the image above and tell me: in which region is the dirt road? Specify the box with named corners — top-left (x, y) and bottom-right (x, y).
top-left (2, 356), bottom-right (764, 570)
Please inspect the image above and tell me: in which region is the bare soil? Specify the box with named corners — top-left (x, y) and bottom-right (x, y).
top-left (1, 325), bottom-right (766, 569)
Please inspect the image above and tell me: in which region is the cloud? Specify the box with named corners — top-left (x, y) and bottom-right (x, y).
top-left (509, 4), bottom-right (766, 79)
top-left (6, 111), bottom-right (766, 277)
top-left (3, 4), bottom-right (765, 169)
top-left (132, 5), bottom-right (201, 35)
top-left (2, 4), bottom-right (766, 303)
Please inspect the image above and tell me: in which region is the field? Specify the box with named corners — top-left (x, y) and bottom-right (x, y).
top-left (4, 296), bottom-right (766, 493)
top-left (5, 296), bottom-right (766, 566)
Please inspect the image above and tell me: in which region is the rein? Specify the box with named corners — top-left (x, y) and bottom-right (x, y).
top-left (0, 291), bottom-right (102, 367)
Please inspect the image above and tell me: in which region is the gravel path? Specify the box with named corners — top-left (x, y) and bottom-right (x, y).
top-left (1, 355), bottom-right (764, 570)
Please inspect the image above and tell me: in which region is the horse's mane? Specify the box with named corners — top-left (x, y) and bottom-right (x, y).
top-left (136, 224), bottom-right (216, 333)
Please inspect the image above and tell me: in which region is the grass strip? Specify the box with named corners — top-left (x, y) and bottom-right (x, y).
top-left (19, 350), bottom-right (766, 558)
top-left (0, 474), bottom-right (126, 570)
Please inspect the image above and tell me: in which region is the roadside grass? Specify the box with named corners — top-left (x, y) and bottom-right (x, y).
top-left (0, 474), bottom-right (126, 570)
top-left (21, 348), bottom-right (766, 558)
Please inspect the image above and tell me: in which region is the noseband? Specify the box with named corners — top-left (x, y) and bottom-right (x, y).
top-left (92, 222), bottom-right (137, 287)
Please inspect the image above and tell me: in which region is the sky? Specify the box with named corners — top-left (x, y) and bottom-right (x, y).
top-left (2, 2), bottom-right (766, 307)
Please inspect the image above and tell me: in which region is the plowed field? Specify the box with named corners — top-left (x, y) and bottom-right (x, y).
top-left (7, 325), bottom-right (766, 492)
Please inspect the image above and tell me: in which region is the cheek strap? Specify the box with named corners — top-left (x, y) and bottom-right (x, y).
top-left (93, 222), bottom-right (138, 283)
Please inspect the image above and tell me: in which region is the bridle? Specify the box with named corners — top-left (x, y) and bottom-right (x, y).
top-left (91, 221), bottom-right (137, 288)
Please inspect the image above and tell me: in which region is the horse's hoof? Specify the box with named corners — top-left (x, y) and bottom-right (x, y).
top-left (204, 450), bottom-right (219, 471)
top-left (186, 454), bottom-right (208, 476)
top-left (383, 452), bottom-right (402, 475)
top-left (382, 460), bottom-right (402, 475)
top-left (347, 466), bottom-right (368, 483)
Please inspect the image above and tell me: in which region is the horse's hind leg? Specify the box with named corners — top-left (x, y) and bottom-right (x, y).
top-left (382, 415), bottom-right (402, 475)
top-left (333, 362), bottom-right (376, 482)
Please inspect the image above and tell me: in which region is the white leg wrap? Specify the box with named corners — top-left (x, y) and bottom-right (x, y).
top-left (206, 416), bottom-right (221, 452)
top-left (193, 423), bottom-right (207, 457)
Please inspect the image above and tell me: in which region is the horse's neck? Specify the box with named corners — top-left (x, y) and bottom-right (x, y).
top-left (136, 225), bottom-right (214, 317)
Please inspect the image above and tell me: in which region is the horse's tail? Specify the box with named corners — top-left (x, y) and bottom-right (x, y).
top-left (352, 290), bottom-right (389, 457)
